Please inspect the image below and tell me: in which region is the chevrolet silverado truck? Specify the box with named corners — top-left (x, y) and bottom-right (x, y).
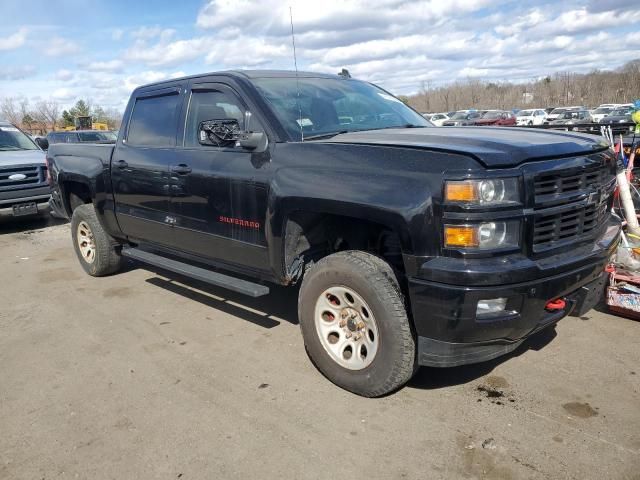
top-left (0, 121), bottom-right (50, 218)
top-left (47, 71), bottom-right (620, 397)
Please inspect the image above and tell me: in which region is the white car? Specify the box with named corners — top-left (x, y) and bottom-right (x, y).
top-left (427, 113), bottom-right (449, 126)
top-left (516, 109), bottom-right (547, 126)
top-left (591, 106), bottom-right (615, 123)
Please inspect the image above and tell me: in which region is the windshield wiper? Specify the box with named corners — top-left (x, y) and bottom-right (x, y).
top-left (303, 130), bottom-right (349, 141)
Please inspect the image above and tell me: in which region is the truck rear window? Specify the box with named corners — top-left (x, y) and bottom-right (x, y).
top-left (127, 92), bottom-right (180, 147)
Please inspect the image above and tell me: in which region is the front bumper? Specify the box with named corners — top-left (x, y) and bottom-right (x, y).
top-left (407, 221), bottom-right (620, 367)
top-left (0, 187), bottom-right (51, 217)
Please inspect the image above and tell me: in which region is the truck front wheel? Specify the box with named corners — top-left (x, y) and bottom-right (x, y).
top-left (298, 251), bottom-right (416, 397)
top-left (71, 204), bottom-right (122, 276)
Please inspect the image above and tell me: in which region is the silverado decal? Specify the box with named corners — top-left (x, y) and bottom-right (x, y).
top-left (219, 215), bottom-right (260, 229)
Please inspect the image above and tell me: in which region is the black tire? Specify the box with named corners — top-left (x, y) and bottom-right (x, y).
top-left (70, 204), bottom-right (123, 276)
top-left (298, 251), bottom-right (416, 397)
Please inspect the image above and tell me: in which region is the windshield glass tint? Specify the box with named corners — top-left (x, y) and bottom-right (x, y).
top-left (519, 110), bottom-right (533, 116)
top-left (482, 111), bottom-right (502, 119)
top-left (253, 77), bottom-right (429, 140)
top-left (0, 126), bottom-right (38, 151)
top-left (594, 108), bottom-right (611, 114)
top-left (612, 108), bottom-right (630, 115)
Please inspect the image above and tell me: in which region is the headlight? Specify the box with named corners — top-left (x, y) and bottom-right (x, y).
top-left (444, 221), bottom-right (520, 250)
top-left (444, 178), bottom-right (520, 205)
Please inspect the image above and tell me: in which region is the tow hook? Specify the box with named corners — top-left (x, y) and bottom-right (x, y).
top-left (545, 298), bottom-right (566, 312)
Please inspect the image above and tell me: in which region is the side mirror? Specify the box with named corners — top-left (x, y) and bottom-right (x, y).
top-left (238, 131), bottom-right (268, 152)
top-left (35, 137), bottom-right (49, 150)
top-left (198, 119), bottom-right (241, 147)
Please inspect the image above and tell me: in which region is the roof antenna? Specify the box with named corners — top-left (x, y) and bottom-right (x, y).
top-left (289, 6), bottom-right (304, 141)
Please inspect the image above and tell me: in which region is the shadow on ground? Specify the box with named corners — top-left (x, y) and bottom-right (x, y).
top-left (409, 326), bottom-right (558, 390)
top-left (142, 265), bottom-right (299, 329)
top-left (0, 213), bottom-right (68, 234)
top-left (137, 261), bottom-right (561, 390)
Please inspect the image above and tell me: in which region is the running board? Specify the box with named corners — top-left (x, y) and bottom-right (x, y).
top-left (121, 247), bottom-right (270, 297)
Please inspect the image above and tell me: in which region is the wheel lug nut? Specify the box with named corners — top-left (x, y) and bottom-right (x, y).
top-left (353, 334), bottom-right (361, 341)
top-left (345, 332), bottom-right (352, 339)
top-left (356, 321), bottom-right (365, 330)
top-left (339, 320), bottom-right (346, 328)
top-left (350, 312), bottom-right (357, 319)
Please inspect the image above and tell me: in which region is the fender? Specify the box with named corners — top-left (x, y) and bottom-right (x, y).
top-left (266, 164), bottom-right (437, 283)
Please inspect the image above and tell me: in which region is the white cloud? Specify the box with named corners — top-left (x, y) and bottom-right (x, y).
top-left (3, 0), bottom-right (640, 107)
top-left (0, 27), bottom-right (28, 51)
top-left (44, 37), bottom-right (80, 57)
top-left (51, 87), bottom-right (75, 101)
top-left (55, 69), bottom-right (74, 81)
top-left (0, 65), bottom-right (36, 80)
top-left (85, 60), bottom-right (124, 73)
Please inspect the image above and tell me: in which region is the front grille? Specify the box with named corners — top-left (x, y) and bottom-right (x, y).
top-left (531, 156), bottom-right (614, 252)
top-left (533, 201), bottom-right (608, 251)
top-left (0, 164), bottom-right (45, 191)
top-left (534, 163), bottom-right (607, 202)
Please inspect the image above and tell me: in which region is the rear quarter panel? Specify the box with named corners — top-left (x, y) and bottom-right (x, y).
top-left (48, 143), bottom-right (122, 237)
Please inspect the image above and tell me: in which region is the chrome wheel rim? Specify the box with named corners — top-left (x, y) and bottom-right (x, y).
top-left (77, 221), bottom-right (96, 264)
top-left (314, 285), bottom-right (379, 370)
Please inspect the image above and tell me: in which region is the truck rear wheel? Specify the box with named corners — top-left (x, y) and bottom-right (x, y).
top-left (71, 204), bottom-right (122, 276)
top-left (298, 251), bottom-right (416, 397)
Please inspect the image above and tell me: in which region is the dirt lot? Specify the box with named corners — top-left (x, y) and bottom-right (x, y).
top-left (1, 215), bottom-right (639, 480)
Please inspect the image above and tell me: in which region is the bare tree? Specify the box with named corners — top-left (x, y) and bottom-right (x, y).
top-left (1, 97), bottom-right (21, 125)
top-left (408, 58), bottom-right (640, 112)
top-left (36, 100), bottom-right (60, 131)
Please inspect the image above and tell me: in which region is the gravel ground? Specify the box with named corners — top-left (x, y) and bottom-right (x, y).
top-left (1, 215), bottom-right (639, 480)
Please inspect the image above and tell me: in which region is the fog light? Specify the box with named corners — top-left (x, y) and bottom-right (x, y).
top-left (476, 298), bottom-right (507, 316)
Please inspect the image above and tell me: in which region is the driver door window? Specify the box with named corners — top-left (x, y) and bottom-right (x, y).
top-left (184, 90), bottom-right (245, 147)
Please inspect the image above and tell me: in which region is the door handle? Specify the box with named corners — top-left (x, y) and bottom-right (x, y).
top-left (115, 160), bottom-right (128, 169)
top-left (171, 164), bottom-right (192, 175)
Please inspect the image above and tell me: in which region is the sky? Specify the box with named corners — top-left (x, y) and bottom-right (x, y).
top-left (1, 0), bottom-right (640, 110)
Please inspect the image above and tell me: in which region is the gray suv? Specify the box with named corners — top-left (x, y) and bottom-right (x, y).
top-left (0, 121), bottom-right (50, 217)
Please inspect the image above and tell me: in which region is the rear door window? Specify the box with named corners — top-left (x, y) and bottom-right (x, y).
top-left (127, 91), bottom-right (180, 147)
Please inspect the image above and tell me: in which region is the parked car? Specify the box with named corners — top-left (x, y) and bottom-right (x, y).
top-left (549, 110), bottom-right (592, 126)
top-left (544, 107), bottom-right (585, 124)
top-left (47, 70), bottom-right (620, 397)
top-left (590, 107), bottom-right (615, 123)
top-left (516, 109), bottom-right (548, 126)
top-left (426, 112), bottom-right (449, 126)
top-left (0, 120), bottom-right (50, 218)
top-left (599, 107), bottom-right (634, 134)
top-left (442, 110), bottom-right (483, 126)
top-left (473, 110), bottom-right (516, 126)
top-left (45, 130), bottom-right (118, 146)
top-left (600, 106), bottom-right (634, 124)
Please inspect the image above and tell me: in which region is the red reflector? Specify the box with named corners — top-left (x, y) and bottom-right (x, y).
top-left (545, 299), bottom-right (566, 311)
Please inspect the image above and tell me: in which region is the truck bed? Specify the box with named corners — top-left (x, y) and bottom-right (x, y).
top-left (47, 143), bottom-right (115, 169)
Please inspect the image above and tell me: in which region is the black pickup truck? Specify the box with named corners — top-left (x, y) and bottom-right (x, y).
top-left (47, 70), bottom-right (620, 397)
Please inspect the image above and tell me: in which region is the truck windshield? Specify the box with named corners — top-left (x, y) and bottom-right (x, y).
top-left (253, 77), bottom-right (429, 141)
top-left (0, 126), bottom-right (39, 151)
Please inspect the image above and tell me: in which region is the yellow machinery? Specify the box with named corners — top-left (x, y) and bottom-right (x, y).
top-left (62, 117), bottom-right (109, 131)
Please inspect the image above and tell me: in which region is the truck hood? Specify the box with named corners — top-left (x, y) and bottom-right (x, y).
top-left (0, 149), bottom-right (46, 167)
top-left (323, 127), bottom-right (609, 168)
